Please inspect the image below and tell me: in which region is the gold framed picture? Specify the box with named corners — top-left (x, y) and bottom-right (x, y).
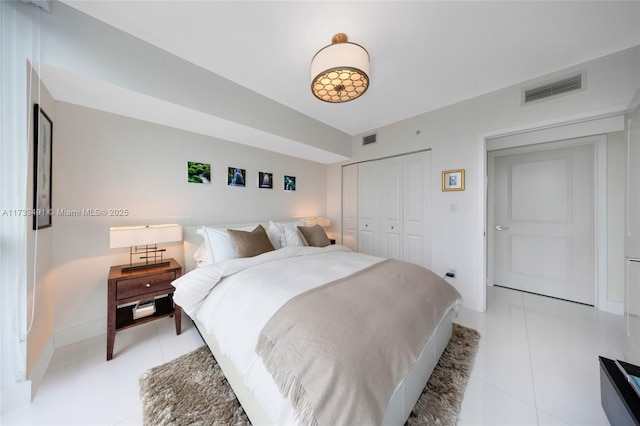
top-left (442, 169), bottom-right (465, 191)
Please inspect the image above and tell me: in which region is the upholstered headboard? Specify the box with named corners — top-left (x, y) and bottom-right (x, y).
top-left (182, 219), bottom-right (303, 273)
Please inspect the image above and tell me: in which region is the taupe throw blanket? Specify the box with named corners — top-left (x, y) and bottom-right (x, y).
top-left (255, 259), bottom-right (462, 426)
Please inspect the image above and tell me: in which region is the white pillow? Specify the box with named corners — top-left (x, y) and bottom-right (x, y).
top-left (200, 225), bottom-right (257, 263)
top-left (193, 240), bottom-right (213, 267)
top-left (268, 220), bottom-right (306, 247)
top-left (266, 221), bottom-right (284, 249)
top-left (283, 224), bottom-right (306, 246)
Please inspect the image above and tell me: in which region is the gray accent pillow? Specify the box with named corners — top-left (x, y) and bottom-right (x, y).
top-left (227, 225), bottom-right (275, 258)
top-left (297, 224), bottom-right (331, 247)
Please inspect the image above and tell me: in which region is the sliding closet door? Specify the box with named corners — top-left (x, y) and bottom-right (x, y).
top-left (342, 164), bottom-right (359, 251)
top-left (379, 157), bottom-right (403, 260)
top-left (358, 161), bottom-right (378, 256)
top-left (403, 151), bottom-right (431, 268)
top-left (343, 150), bottom-right (432, 268)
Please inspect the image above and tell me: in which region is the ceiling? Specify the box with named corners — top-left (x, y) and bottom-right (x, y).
top-left (58, 1), bottom-right (640, 137)
top-left (39, 0), bottom-right (637, 165)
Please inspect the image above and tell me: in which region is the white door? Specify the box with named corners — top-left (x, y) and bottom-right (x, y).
top-left (403, 151), bottom-right (431, 268)
top-left (492, 144), bottom-right (595, 305)
top-left (342, 164), bottom-right (358, 252)
top-left (379, 157), bottom-right (403, 260)
top-left (358, 161), bottom-right (377, 256)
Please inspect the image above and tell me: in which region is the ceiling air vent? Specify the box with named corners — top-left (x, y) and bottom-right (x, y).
top-left (362, 133), bottom-right (377, 146)
top-left (523, 73), bottom-right (584, 104)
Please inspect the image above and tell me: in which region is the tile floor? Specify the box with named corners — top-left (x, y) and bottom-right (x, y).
top-left (1, 286), bottom-right (625, 425)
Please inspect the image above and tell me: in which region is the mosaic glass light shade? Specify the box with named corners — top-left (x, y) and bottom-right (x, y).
top-left (311, 33), bottom-right (370, 103)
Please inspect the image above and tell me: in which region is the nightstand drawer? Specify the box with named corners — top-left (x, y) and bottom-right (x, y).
top-left (116, 271), bottom-right (176, 300)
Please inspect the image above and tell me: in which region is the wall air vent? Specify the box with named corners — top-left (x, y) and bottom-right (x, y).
top-left (362, 134), bottom-right (377, 146)
top-left (523, 72), bottom-right (584, 105)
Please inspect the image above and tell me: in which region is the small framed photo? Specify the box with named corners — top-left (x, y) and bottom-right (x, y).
top-left (284, 175), bottom-right (296, 191)
top-left (187, 161), bottom-right (211, 184)
top-left (33, 104), bottom-right (53, 230)
top-left (258, 172), bottom-right (273, 189)
top-left (227, 167), bottom-right (246, 187)
top-left (442, 169), bottom-right (465, 191)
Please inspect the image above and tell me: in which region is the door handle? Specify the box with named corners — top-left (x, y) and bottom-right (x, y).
top-left (495, 225), bottom-right (509, 231)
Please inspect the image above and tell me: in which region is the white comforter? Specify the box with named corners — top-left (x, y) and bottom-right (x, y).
top-left (172, 245), bottom-right (384, 424)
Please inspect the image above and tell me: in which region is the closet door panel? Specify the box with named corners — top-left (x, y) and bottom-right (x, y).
top-left (380, 158), bottom-right (403, 260)
top-left (359, 229), bottom-right (376, 256)
top-left (342, 164), bottom-right (359, 251)
top-left (403, 151), bottom-right (431, 268)
top-left (358, 162), bottom-right (378, 256)
top-left (405, 234), bottom-right (425, 266)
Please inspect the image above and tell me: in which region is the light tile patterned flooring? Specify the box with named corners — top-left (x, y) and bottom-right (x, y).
top-left (456, 286), bottom-right (624, 425)
top-left (2, 286), bottom-right (624, 425)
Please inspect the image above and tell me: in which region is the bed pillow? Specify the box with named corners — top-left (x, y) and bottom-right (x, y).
top-left (283, 224), bottom-right (306, 246)
top-left (227, 225), bottom-right (276, 258)
top-left (266, 221), bottom-right (284, 249)
top-left (298, 224), bottom-right (331, 247)
top-left (192, 240), bottom-right (213, 267)
top-left (267, 220), bottom-right (306, 247)
top-left (201, 225), bottom-right (257, 263)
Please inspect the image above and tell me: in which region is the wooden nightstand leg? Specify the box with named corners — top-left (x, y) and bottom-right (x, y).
top-left (175, 304), bottom-right (182, 335)
top-left (107, 327), bottom-right (115, 361)
top-left (107, 291), bottom-right (116, 361)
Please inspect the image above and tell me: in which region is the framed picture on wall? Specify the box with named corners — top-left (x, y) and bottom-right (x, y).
top-left (228, 167), bottom-right (246, 187)
top-left (33, 104), bottom-right (53, 230)
top-left (442, 169), bottom-right (465, 191)
top-left (258, 172), bottom-right (273, 189)
top-left (187, 161), bottom-right (211, 184)
top-left (284, 175), bottom-right (296, 191)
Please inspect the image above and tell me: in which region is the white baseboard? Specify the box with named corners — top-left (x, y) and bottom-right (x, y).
top-left (54, 318), bottom-right (105, 348)
top-left (0, 381), bottom-right (31, 415)
top-left (28, 336), bottom-right (54, 399)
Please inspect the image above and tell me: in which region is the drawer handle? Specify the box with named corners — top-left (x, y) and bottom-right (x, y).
top-left (146, 283), bottom-right (151, 288)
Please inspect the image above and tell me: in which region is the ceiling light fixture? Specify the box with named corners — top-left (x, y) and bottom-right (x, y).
top-left (311, 33), bottom-right (369, 103)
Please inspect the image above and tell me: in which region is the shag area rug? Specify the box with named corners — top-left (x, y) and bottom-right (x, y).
top-left (139, 323), bottom-right (480, 426)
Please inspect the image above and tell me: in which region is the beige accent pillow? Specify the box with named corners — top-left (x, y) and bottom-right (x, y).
top-left (297, 224), bottom-right (331, 247)
top-left (227, 225), bottom-right (275, 258)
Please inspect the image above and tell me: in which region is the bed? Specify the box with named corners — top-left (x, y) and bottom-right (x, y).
top-left (173, 220), bottom-right (462, 426)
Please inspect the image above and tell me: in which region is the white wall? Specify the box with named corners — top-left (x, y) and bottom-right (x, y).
top-left (607, 131), bottom-right (626, 302)
top-left (26, 66), bottom-right (56, 391)
top-left (329, 46), bottom-right (640, 311)
top-left (49, 102), bottom-right (329, 346)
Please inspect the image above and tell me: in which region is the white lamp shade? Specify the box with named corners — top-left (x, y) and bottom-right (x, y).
top-left (304, 217), bottom-right (331, 227)
top-left (311, 42), bottom-right (369, 80)
top-left (311, 35), bottom-right (369, 103)
top-left (110, 224), bottom-right (182, 248)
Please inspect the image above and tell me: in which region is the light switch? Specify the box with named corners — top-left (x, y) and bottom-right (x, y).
top-left (449, 203), bottom-right (457, 213)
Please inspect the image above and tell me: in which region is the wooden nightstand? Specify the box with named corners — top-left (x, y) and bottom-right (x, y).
top-left (107, 258), bottom-right (182, 360)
